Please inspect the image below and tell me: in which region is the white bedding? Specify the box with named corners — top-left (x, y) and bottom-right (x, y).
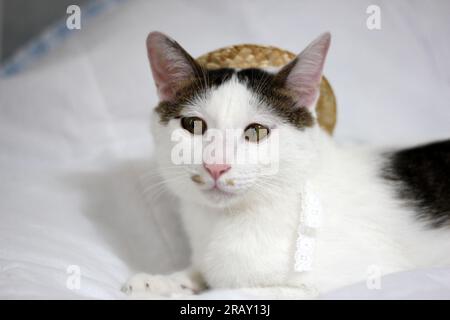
top-left (0, 0), bottom-right (449, 299)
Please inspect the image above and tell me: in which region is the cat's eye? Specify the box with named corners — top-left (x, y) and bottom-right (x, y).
top-left (244, 123), bottom-right (270, 143)
top-left (181, 117), bottom-right (207, 135)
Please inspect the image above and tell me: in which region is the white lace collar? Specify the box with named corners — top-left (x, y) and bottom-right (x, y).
top-left (294, 181), bottom-right (323, 272)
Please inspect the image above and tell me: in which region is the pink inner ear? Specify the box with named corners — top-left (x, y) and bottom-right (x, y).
top-left (146, 32), bottom-right (196, 102)
top-left (285, 32), bottom-right (331, 109)
top-left (148, 46), bottom-right (174, 100)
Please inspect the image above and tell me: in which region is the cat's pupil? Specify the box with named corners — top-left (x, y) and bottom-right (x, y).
top-left (244, 123), bottom-right (269, 143)
top-left (181, 117), bottom-right (207, 135)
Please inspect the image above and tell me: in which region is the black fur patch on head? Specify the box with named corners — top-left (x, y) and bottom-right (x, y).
top-left (382, 140), bottom-right (450, 228)
top-left (236, 68), bottom-right (314, 129)
top-left (155, 68), bottom-right (235, 124)
top-left (155, 67), bottom-right (314, 129)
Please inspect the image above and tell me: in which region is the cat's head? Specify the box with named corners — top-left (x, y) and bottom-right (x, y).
top-left (147, 32), bottom-right (330, 208)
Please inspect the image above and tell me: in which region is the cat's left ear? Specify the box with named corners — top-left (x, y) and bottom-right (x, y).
top-left (276, 32), bottom-right (331, 109)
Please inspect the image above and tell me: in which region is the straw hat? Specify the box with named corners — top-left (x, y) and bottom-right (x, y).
top-left (197, 44), bottom-right (336, 135)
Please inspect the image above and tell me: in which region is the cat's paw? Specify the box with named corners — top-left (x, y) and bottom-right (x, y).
top-left (122, 273), bottom-right (198, 298)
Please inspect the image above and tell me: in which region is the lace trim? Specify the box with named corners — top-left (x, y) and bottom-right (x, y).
top-left (294, 181), bottom-right (323, 272)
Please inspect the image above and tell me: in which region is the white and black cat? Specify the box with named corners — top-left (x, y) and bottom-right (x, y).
top-left (124, 31), bottom-right (450, 298)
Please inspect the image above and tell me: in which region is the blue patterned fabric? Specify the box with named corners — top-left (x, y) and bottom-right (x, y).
top-left (0, 0), bottom-right (126, 77)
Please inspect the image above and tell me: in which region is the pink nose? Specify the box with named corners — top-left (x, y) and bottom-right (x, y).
top-left (203, 163), bottom-right (231, 180)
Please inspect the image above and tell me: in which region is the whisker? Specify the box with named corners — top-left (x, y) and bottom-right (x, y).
top-left (141, 175), bottom-right (187, 195)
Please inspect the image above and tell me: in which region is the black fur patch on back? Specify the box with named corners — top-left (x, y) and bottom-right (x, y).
top-left (382, 140), bottom-right (450, 228)
top-left (155, 67), bottom-right (314, 129)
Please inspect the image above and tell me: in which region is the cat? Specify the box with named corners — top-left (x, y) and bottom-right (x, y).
top-left (123, 31), bottom-right (450, 299)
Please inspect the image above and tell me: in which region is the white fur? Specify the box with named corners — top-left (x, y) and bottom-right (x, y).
top-left (125, 77), bottom-right (450, 299)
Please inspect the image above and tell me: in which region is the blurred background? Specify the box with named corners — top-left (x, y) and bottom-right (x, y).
top-left (0, 0), bottom-right (89, 62)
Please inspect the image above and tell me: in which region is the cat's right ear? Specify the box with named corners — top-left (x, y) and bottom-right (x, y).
top-left (146, 32), bottom-right (201, 102)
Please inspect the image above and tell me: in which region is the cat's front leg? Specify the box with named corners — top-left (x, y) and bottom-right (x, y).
top-left (123, 268), bottom-right (206, 298)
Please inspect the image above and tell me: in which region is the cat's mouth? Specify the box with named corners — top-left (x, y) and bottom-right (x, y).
top-left (203, 185), bottom-right (235, 198)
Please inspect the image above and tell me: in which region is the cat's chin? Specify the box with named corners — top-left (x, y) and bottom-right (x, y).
top-left (200, 188), bottom-right (240, 208)
top-left (182, 187), bottom-right (244, 209)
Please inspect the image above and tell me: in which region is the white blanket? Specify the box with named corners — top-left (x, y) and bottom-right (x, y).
top-left (0, 0), bottom-right (449, 299)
